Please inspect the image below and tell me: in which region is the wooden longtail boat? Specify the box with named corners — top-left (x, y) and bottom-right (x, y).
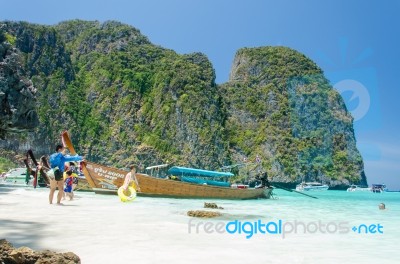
top-left (61, 131), bottom-right (272, 199)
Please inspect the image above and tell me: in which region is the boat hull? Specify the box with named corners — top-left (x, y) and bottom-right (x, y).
top-left (84, 161), bottom-right (271, 199)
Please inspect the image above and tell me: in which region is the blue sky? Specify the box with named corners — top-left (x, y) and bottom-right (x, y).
top-left (1, 0), bottom-right (399, 189)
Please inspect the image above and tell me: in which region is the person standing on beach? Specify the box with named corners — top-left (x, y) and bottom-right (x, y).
top-left (49, 144), bottom-right (83, 205)
top-left (261, 171), bottom-right (270, 188)
top-left (37, 155), bottom-right (51, 185)
top-left (122, 165), bottom-right (141, 192)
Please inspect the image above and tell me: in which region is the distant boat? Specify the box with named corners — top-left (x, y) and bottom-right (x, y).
top-left (296, 182), bottom-right (329, 191)
top-left (0, 149), bottom-right (51, 188)
top-left (346, 185), bottom-right (371, 192)
top-left (371, 184), bottom-right (387, 193)
top-left (0, 168), bottom-right (32, 187)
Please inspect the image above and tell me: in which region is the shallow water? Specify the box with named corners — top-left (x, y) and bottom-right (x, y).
top-left (0, 187), bottom-right (399, 264)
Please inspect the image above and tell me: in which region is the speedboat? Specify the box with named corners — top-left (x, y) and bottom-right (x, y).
top-left (371, 184), bottom-right (387, 193)
top-left (347, 185), bottom-right (371, 192)
top-left (296, 182), bottom-right (329, 191)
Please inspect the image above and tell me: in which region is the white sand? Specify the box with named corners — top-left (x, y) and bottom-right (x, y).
top-left (1, 187), bottom-right (398, 264)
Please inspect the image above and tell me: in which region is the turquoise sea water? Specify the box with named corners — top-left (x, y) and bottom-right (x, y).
top-left (1, 187), bottom-right (399, 263)
top-left (179, 189), bottom-right (400, 263)
top-left (185, 188), bottom-right (400, 236)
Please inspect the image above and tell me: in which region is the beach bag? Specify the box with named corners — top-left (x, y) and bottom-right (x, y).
top-left (46, 166), bottom-right (60, 181)
top-left (46, 168), bottom-right (55, 180)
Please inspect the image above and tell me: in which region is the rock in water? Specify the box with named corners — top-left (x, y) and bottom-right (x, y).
top-left (187, 210), bottom-right (222, 218)
top-left (204, 202), bottom-right (224, 209)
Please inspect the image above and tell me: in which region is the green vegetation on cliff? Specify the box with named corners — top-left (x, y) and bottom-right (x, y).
top-left (0, 20), bottom-right (366, 186)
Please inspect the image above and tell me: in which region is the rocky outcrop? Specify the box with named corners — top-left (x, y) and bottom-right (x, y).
top-left (0, 239), bottom-right (80, 264)
top-left (0, 26), bottom-right (38, 139)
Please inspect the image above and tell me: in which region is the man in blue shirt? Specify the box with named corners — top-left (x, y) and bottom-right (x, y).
top-left (49, 144), bottom-right (83, 204)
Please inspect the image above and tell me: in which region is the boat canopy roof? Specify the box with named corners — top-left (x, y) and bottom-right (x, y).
top-left (145, 164), bottom-right (169, 170)
top-left (167, 166), bottom-right (234, 178)
top-left (302, 182), bottom-right (325, 186)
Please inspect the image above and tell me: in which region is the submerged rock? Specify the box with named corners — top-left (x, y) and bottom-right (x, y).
top-left (187, 210), bottom-right (222, 218)
top-left (204, 202), bottom-right (224, 209)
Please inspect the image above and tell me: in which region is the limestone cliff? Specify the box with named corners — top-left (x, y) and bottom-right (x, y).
top-left (0, 26), bottom-right (38, 139)
top-left (222, 47), bottom-right (366, 186)
top-left (0, 21), bottom-right (367, 187)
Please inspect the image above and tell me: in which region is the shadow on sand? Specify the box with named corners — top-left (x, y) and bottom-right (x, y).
top-left (0, 187), bottom-right (16, 194)
top-left (0, 219), bottom-right (46, 249)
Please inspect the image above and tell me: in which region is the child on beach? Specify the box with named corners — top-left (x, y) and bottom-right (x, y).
top-left (69, 162), bottom-right (79, 191)
top-left (63, 170), bottom-right (76, 200)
